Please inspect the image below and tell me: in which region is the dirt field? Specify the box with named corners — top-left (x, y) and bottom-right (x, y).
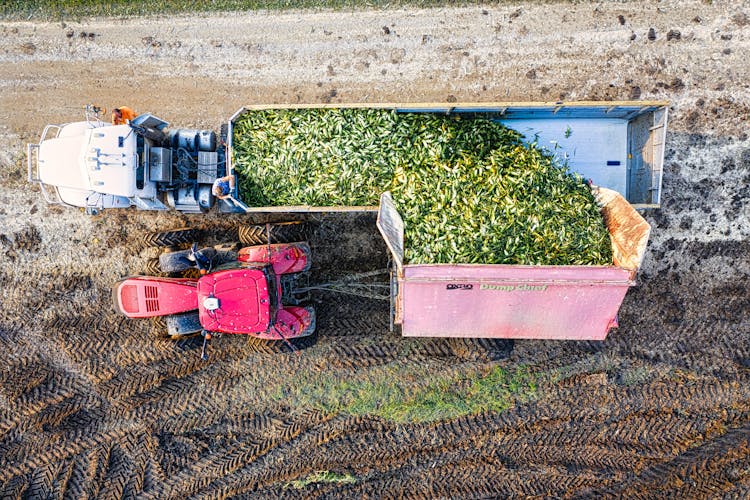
top-left (1, 1), bottom-right (749, 497)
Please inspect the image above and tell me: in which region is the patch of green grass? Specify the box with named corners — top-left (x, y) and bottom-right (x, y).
top-left (617, 365), bottom-right (653, 386)
top-left (275, 362), bottom-right (538, 423)
top-left (1, 1), bottom-right (513, 21)
top-left (286, 470), bottom-right (357, 489)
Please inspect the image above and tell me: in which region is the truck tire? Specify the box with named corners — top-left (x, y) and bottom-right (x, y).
top-left (238, 221), bottom-right (310, 245)
top-left (142, 228), bottom-right (200, 248)
top-left (144, 257), bottom-right (167, 276)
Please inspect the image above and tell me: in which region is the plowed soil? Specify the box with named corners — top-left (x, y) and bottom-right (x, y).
top-left (1, 1), bottom-right (749, 497)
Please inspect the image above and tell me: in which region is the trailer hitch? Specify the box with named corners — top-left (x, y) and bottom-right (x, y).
top-left (292, 270), bottom-right (390, 301)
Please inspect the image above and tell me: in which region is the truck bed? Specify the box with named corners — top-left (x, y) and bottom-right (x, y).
top-left (225, 101), bottom-right (668, 213)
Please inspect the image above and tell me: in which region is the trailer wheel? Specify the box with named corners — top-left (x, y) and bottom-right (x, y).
top-left (238, 221), bottom-right (310, 245)
top-left (142, 228), bottom-right (200, 248)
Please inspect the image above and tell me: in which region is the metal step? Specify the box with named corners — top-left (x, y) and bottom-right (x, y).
top-left (133, 196), bottom-right (168, 211)
top-left (218, 197), bottom-right (248, 213)
top-left (173, 203), bottom-right (203, 214)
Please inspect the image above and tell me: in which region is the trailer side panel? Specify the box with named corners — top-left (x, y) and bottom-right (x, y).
top-left (399, 265), bottom-right (631, 340)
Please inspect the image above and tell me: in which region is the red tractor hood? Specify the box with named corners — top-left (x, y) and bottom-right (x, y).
top-left (115, 277), bottom-right (198, 318)
top-left (197, 268), bottom-right (272, 334)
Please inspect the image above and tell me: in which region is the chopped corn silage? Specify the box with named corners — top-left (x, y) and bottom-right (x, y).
top-left (233, 108), bottom-right (612, 265)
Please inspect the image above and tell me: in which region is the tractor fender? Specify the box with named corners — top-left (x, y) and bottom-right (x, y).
top-left (237, 242), bottom-right (311, 275)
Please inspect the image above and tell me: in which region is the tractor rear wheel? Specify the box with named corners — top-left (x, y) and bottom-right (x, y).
top-left (238, 221), bottom-right (310, 245)
top-left (142, 228), bottom-right (200, 248)
top-left (159, 249), bottom-right (195, 274)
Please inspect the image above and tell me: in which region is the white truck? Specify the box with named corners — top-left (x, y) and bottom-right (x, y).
top-left (27, 106), bottom-right (223, 214)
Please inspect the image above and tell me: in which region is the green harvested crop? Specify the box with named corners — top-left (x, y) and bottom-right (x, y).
top-left (233, 108), bottom-right (612, 266)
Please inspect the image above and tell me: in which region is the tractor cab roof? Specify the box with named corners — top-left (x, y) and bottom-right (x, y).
top-left (197, 268), bottom-right (272, 334)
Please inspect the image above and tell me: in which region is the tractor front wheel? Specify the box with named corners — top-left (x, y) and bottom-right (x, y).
top-left (166, 312), bottom-right (203, 339)
top-left (158, 250), bottom-right (194, 274)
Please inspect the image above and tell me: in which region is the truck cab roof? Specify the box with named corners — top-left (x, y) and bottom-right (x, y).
top-left (38, 122), bottom-right (137, 197)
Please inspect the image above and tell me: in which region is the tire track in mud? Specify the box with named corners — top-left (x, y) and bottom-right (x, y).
top-left (614, 272), bottom-right (750, 375)
top-left (0, 422), bottom-right (130, 487)
top-left (1, 347), bottom-right (270, 490)
top-left (316, 336), bottom-right (515, 373)
top-left (3, 411), bottom-right (179, 496)
top-left (314, 295), bottom-right (389, 338)
top-left (149, 409), bottom-right (334, 498)
top-left (198, 373), bottom-right (749, 497)
top-left (95, 432), bottom-right (158, 500)
top-left (4, 261), bottom-right (746, 499)
top-left (1, 6), bottom-right (749, 497)
top-left (4, 268), bottom-right (746, 495)
top-left (333, 465), bottom-right (586, 499)
top-left (612, 238), bottom-right (750, 378)
top-left (1, 342), bottom-right (748, 494)
top-left (0, 267), bottom-right (98, 340)
top-left (1, 211), bottom-right (400, 496)
top-left (24, 460), bottom-right (61, 500)
top-left (217, 410), bottom-right (583, 497)
top-left (584, 423), bottom-right (750, 498)
top-left (0, 364), bottom-right (97, 446)
top-left (58, 449), bottom-right (107, 500)
top-left (168, 411), bottom-right (363, 498)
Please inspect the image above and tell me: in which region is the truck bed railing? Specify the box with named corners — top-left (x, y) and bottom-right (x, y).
top-left (40, 124), bottom-right (62, 142)
top-left (27, 143), bottom-right (64, 205)
top-left (26, 143), bottom-right (40, 183)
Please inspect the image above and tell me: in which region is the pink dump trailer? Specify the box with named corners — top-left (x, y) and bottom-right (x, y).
top-left (376, 188), bottom-right (651, 340)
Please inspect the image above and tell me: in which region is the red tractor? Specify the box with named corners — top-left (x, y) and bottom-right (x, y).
top-left (114, 235), bottom-right (315, 358)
